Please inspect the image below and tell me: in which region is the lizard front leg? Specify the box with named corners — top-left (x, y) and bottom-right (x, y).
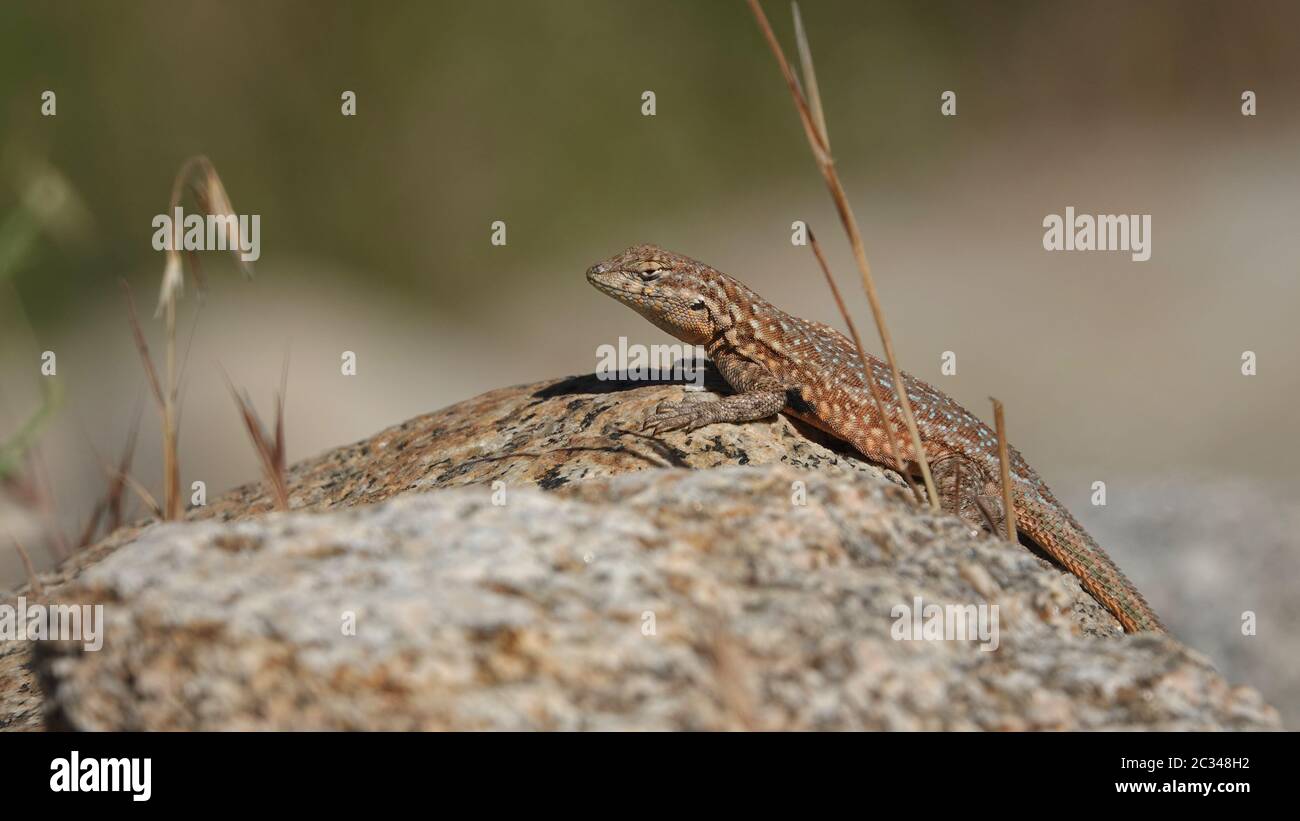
top-left (642, 354), bottom-right (787, 434)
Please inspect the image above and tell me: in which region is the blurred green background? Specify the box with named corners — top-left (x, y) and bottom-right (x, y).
top-left (2, 1), bottom-right (1298, 722)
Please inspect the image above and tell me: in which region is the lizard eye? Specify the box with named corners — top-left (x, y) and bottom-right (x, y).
top-left (689, 298), bottom-right (706, 310)
top-left (630, 261), bottom-right (666, 281)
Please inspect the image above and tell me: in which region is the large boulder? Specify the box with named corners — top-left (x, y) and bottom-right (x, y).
top-left (2, 373), bottom-right (1281, 730)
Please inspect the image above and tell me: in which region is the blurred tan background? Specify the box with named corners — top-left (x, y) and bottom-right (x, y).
top-left (1, 1), bottom-right (1297, 723)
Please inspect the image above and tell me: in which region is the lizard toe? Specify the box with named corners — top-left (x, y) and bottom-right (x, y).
top-left (642, 402), bottom-right (709, 434)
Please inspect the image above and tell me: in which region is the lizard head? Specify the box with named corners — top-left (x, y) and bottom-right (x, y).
top-left (586, 244), bottom-right (726, 345)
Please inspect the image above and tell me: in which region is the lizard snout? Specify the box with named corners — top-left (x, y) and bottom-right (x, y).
top-left (586, 261), bottom-right (615, 288)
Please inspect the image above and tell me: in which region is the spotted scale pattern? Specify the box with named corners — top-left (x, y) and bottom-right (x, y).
top-left (587, 244), bottom-right (1164, 633)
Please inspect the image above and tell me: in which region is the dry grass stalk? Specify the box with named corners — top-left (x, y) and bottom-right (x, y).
top-left (10, 537), bottom-right (44, 596)
top-left (77, 407), bottom-right (141, 547)
top-left (156, 155), bottom-right (254, 313)
top-left (106, 407), bottom-right (141, 531)
top-left (109, 465), bottom-right (162, 520)
top-left (76, 495), bottom-right (104, 548)
top-left (27, 451), bottom-right (67, 561)
top-left (121, 277), bottom-right (179, 519)
top-left (990, 397), bottom-right (1018, 543)
top-left (806, 228), bottom-right (923, 505)
top-left (222, 360), bottom-right (289, 512)
top-left (130, 156), bottom-right (252, 520)
top-left (747, 0), bottom-right (941, 510)
top-left (974, 494), bottom-right (1002, 535)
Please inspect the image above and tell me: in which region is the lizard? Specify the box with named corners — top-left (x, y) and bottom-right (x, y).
top-left (586, 243), bottom-right (1164, 634)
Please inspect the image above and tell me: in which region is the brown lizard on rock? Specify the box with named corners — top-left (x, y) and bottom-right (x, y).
top-left (587, 243), bottom-right (1164, 634)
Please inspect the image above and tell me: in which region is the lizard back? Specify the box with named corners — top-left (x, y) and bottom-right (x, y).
top-left (587, 245), bottom-right (1164, 633)
top-left (729, 294), bottom-right (1163, 632)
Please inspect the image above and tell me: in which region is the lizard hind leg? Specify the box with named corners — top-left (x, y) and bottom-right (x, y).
top-left (930, 452), bottom-right (1005, 534)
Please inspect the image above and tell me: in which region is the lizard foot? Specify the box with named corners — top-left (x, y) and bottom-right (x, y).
top-left (642, 396), bottom-right (718, 435)
top-left (931, 451), bottom-right (1004, 534)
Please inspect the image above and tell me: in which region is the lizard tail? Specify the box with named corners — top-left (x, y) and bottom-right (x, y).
top-left (1013, 488), bottom-right (1165, 634)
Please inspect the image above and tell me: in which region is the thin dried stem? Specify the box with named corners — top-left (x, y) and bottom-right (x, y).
top-left (791, 2), bottom-right (828, 151)
top-left (11, 537), bottom-right (43, 596)
top-left (974, 495), bottom-right (1003, 535)
top-left (162, 293), bottom-right (180, 520)
top-left (78, 405), bottom-right (142, 547)
top-left (746, 0), bottom-right (940, 509)
top-left (136, 156), bottom-right (250, 520)
top-left (108, 403), bottom-right (142, 531)
top-left (26, 447), bottom-right (68, 560)
top-left (156, 155), bottom-right (253, 314)
top-left (121, 281), bottom-right (164, 406)
top-left (115, 468), bottom-right (163, 520)
top-left (748, 1), bottom-right (830, 162)
top-left (990, 397), bottom-right (1018, 543)
top-left (122, 278), bottom-right (180, 519)
top-left (222, 366), bottom-right (290, 512)
top-left (76, 497), bottom-right (106, 548)
top-left (806, 228), bottom-right (923, 505)
top-left (89, 443), bottom-right (161, 521)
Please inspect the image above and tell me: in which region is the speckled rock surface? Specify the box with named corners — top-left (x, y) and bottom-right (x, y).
top-left (2, 371), bottom-right (886, 730)
top-left (3, 373), bottom-right (1283, 730)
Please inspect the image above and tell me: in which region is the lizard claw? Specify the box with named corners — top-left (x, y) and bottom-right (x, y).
top-left (642, 399), bottom-right (715, 435)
